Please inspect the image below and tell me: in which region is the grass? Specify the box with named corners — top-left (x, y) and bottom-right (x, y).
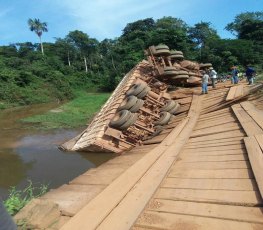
top-left (0, 101), bottom-right (12, 110)
top-left (4, 180), bottom-right (48, 216)
top-left (21, 91), bottom-right (110, 129)
top-left (255, 73), bottom-right (263, 82)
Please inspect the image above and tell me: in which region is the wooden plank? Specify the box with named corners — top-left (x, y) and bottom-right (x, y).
top-left (201, 108), bottom-right (231, 119)
top-left (174, 160), bottom-right (251, 170)
top-left (255, 134), bottom-right (263, 151)
top-left (202, 98), bottom-right (226, 108)
top-left (60, 116), bottom-right (190, 230)
top-left (156, 188), bottom-right (262, 205)
top-left (244, 136), bottom-right (263, 198)
top-left (168, 168), bottom-right (253, 179)
top-left (147, 199), bottom-right (263, 224)
top-left (232, 104), bottom-right (263, 136)
top-left (201, 103), bottom-right (236, 115)
top-left (241, 101), bottom-right (263, 129)
top-left (184, 141), bottom-right (243, 149)
top-left (226, 86), bottom-right (237, 101)
top-left (182, 144), bottom-right (245, 153)
top-left (195, 121), bottom-right (239, 131)
top-left (194, 117), bottom-right (236, 130)
top-left (181, 154), bottom-right (248, 162)
top-left (92, 95), bottom-right (203, 230)
top-left (204, 94), bottom-right (227, 101)
top-left (182, 149), bottom-right (246, 156)
top-left (199, 107), bottom-right (231, 118)
top-left (191, 132), bottom-right (245, 142)
top-left (191, 124), bottom-right (242, 138)
top-left (198, 113), bottom-right (233, 122)
top-left (202, 102), bottom-right (227, 113)
top-left (234, 85), bottom-right (244, 98)
top-left (134, 211), bottom-right (263, 230)
top-left (40, 184), bottom-right (106, 216)
top-left (174, 97), bottom-right (192, 105)
top-left (131, 144), bottom-right (159, 151)
top-left (143, 133), bottom-right (168, 145)
top-left (189, 130), bottom-right (245, 143)
top-left (162, 178), bottom-right (257, 191)
top-left (188, 136), bottom-right (244, 145)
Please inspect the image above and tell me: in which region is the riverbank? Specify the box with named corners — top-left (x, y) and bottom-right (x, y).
top-left (21, 92), bottom-right (110, 129)
top-left (0, 98), bottom-right (114, 214)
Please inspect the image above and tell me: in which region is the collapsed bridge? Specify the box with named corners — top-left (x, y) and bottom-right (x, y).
top-left (61, 45), bottom-right (214, 153)
top-left (15, 79), bottom-right (263, 229)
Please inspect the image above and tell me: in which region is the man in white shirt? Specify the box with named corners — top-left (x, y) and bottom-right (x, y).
top-left (209, 67), bottom-right (217, 88)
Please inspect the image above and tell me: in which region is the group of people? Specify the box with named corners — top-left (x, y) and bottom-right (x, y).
top-left (201, 65), bottom-right (256, 94)
top-left (201, 67), bottom-right (217, 94)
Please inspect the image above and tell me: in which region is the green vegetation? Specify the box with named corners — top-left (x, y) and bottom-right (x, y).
top-left (256, 73), bottom-right (263, 82)
top-left (21, 92), bottom-right (110, 129)
top-left (4, 180), bottom-right (48, 216)
top-left (0, 12), bottom-right (262, 108)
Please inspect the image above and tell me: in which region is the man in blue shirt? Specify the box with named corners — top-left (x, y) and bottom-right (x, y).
top-left (245, 65), bottom-right (256, 85)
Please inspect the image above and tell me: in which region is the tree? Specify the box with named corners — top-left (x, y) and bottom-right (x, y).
top-left (28, 18), bottom-right (48, 55)
top-left (238, 19), bottom-right (263, 41)
top-left (188, 22), bottom-right (220, 59)
top-left (122, 18), bottom-right (155, 38)
top-left (150, 17), bottom-right (191, 54)
top-left (66, 30), bottom-right (99, 72)
top-left (225, 11), bottom-right (263, 38)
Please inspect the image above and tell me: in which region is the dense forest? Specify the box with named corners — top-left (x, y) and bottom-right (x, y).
top-left (0, 11), bottom-right (262, 108)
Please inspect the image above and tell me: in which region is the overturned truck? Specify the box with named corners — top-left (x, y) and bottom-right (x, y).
top-left (60, 45), bottom-right (212, 153)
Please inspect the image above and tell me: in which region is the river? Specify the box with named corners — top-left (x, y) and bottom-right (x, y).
top-left (0, 103), bottom-right (114, 199)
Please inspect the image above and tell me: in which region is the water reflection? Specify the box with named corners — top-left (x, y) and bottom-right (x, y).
top-left (0, 149), bottom-right (32, 188)
top-left (0, 103), bottom-right (114, 199)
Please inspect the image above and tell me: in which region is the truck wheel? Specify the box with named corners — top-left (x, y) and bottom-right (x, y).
top-left (174, 70), bottom-right (188, 75)
top-left (160, 100), bottom-right (176, 112)
top-left (155, 44), bottom-right (169, 50)
top-left (109, 110), bottom-right (132, 127)
top-left (154, 49), bottom-right (171, 56)
top-left (171, 50), bottom-right (183, 55)
top-left (171, 74), bottom-right (189, 80)
top-left (126, 82), bottom-right (147, 96)
top-left (117, 95), bottom-right (138, 111)
top-left (164, 66), bottom-right (177, 71)
top-left (200, 63), bottom-right (212, 68)
top-left (154, 112), bottom-right (171, 125)
top-left (151, 125), bottom-right (164, 137)
top-left (129, 99), bottom-right (144, 112)
top-left (171, 54), bottom-right (184, 59)
top-left (137, 86), bottom-right (150, 99)
top-left (162, 71), bottom-right (178, 76)
top-left (168, 103), bottom-right (180, 114)
top-left (119, 113), bottom-right (138, 130)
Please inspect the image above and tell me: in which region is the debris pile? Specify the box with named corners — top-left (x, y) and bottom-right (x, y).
top-left (146, 44), bottom-right (212, 86)
top-left (61, 44), bottom-right (212, 153)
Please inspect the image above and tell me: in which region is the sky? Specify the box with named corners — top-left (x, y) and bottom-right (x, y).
top-left (0, 0), bottom-right (262, 45)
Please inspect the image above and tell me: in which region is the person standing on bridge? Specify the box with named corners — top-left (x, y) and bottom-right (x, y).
top-left (231, 66), bottom-right (239, 84)
top-left (209, 67), bottom-right (217, 88)
top-left (201, 70), bottom-right (209, 94)
top-left (245, 65), bottom-right (256, 85)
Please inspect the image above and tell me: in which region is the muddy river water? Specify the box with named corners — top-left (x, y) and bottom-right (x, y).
top-left (0, 103), bottom-right (114, 199)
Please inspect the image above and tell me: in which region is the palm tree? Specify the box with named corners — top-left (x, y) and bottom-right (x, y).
top-left (28, 18), bottom-right (48, 55)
